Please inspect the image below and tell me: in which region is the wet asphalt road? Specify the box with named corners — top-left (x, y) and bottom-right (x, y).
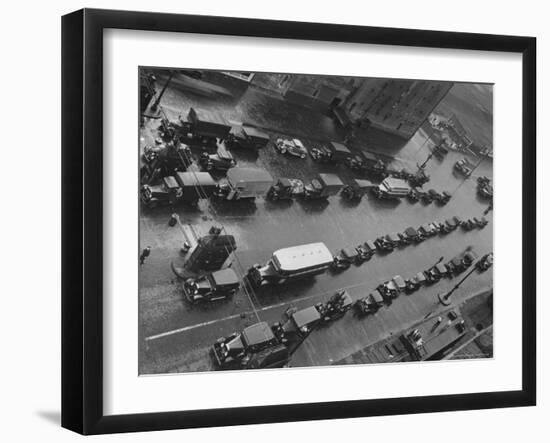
top-left (139, 75), bottom-right (493, 374)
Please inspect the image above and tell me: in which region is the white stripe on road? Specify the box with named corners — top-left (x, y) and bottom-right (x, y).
top-left (144, 280), bottom-right (373, 342)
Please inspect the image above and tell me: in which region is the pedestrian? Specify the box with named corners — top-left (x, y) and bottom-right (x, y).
top-left (168, 213), bottom-right (179, 227)
top-left (140, 246), bottom-right (151, 265)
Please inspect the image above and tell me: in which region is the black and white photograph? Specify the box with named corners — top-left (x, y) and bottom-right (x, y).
top-left (138, 69), bottom-right (494, 374)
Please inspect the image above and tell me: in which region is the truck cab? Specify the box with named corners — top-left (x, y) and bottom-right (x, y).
top-left (140, 175), bottom-right (183, 208)
top-left (304, 174), bottom-right (344, 200)
top-left (183, 268), bottom-right (240, 302)
top-left (199, 144), bottom-right (236, 173)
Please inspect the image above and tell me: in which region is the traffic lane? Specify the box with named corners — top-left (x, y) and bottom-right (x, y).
top-left (139, 171), bottom-right (492, 338)
top-left (141, 216), bottom-right (492, 362)
top-left (141, 262), bottom-right (492, 374)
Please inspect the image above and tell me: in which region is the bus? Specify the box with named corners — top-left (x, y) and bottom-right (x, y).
top-left (247, 242), bottom-right (333, 287)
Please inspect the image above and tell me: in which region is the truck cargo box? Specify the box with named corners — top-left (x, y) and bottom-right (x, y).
top-left (187, 107), bottom-right (232, 139)
top-left (174, 171), bottom-right (217, 202)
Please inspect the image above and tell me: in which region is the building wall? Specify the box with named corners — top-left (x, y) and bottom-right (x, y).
top-left (343, 79), bottom-right (454, 139)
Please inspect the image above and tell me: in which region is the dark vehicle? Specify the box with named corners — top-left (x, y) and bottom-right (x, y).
top-left (174, 171), bottom-right (217, 204)
top-left (356, 244), bottom-right (374, 262)
top-left (437, 191), bottom-right (452, 205)
top-left (140, 176), bottom-right (183, 208)
top-left (141, 142), bottom-right (193, 183)
top-left (140, 172), bottom-right (217, 207)
top-left (476, 253), bottom-right (494, 271)
top-left (363, 240), bottom-right (378, 257)
top-left (227, 125), bottom-right (270, 150)
top-left (409, 169), bottom-right (430, 188)
top-left (454, 158), bottom-right (473, 176)
top-left (309, 144), bottom-right (333, 162)
top-left (374, 236), bottom-right (394, 252)
top-left (478, 183), bottom-right (494, 200)
top-left (346, 154), bottom-right (365, 170)
top-left (341, 179), bottom-right (375, 201)
top-left (447, 256), bottom-right (466, 274)
top-left (403, 226), bottom-right (424, 243)
top-left (183, 268), bottom-right (240, 303)
top-left (359, 151), bottom-right (388, 178)
top-left (266, 178), bottom-right (305, 201)
top-left (426, 263), bottom-right (451, 282)
top-left (199, 144), bottom-right (236, 173)
top-left (405, 272), bottom-right (427, 293)
top-left (213, 168), bottom-right (273, 201)
top-left (419, 189), bottom-right (435, 204)
top-left (462, 250), bottom-right (478, 267)
top-left (272, 305), bottom-right (321, 352)
top-left (332, 247), bottom-right (358, 270)
top-left (247, 242), bottom-right (333, 287)
top-left (443, 216), bottom-right (462, 232)
top-left (274, 138), bottom-right (307, 158)
top-left (432, 144), bottom-right (449, 158)
top-left (378, 275), bottom-right (406, 299)
top-left (316, 290), bottom-right (353, 323)
top-left (303, 174), bottom-right (344, 200)
top-left (419, 223), bottom-right (437, 237)
top-left (355, 290), bottom-right (385, 315)
top-left (461, 218), bottom-right (477, 231)
top-left (327, 141), bottom-right (353, 164)
top-left (386, 232), bottom-right (402, 248)
top-left (473, 217), bottom-right (489, 228)
top-left (181, 107), bottom-right (232, 146)
top-left (408, 188), bottom-right (420, 203)
top-left (477, 176), bottom-right (491, 187)
top-left (212, 322), bottom-right (288, 369)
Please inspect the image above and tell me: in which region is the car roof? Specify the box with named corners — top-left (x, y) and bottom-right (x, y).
top-left (292, 306), bottom-right (321, 328)
top-left (211, 268), bottom-right (239, 286)
top-left (242, 322), bottom-right (275, 347)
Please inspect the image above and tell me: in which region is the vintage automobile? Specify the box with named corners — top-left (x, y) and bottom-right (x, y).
top-left (437, 191), bottom-right (452, 205)
top-left (372, 177), bottom-right (410, 200)
top-left (478, 183), bottom-right (494, 200)
top-left (386, 232), bottom-right (402, 248)
top-left (226, 125), bottom-right (271, 150)
top-left (408, 169), bottom-right (430, 188)
top-left (419, 189), bottom-right (435, 204)
top-left (212, 322), bottom-right (289, 369)
top-left (303, 174), bottom-right (344, 200)
top-left (418, 223), bottom-right (437, 237)
top-left (354, 290), bottom-right (385, 315)
top-left (341, 179), bottom-right (375, 201)
top-left (378, 275), bottom-right (406, 300)
top-left (402, 226), bottom-right (424, 243)
top-left (326, 141), bottom-right (353, 164)
top-left (199, 144), bottom-right (237, 173)
top-left (407, 188), bottom-right (420, 203)
top-left (332, 247), bottom-right (359, 270)
top-left (315, 290), bottom-right (354, 323)
top-left (462, 250), bottom-right (478, 267)
top-left (454, 158), bottom-right (474, 176)
top-left (425, 263), bottom-right (451, 282)
top-left (346, 154), bottom-right (366, 170)
top-left (274, 138), bottom-right (308, 158)
top-left (447, 256), bottom-right (467, 274)
top-left (442, 216), bottom-right (462, 233)
top-left (355, 244), bottom-right (373, 262)
top-left (363, 240), bottom-right (378, 257)
top-left (405, 272), bottom-right (427, 293)
top-left (476, 253), bottom-right (494, 271)
top-left (432, 144), bottom-right (449, 159)
top-left (182, 268), bottom-right (240, 303)
top-left (266, 178), bottom-right (305, 201)
top-left (374, 235), bottom-right (394, 252)
top-left (358, 151), bottom-right (388, 178)
top-left (461, 218), bottom-right (477, 231)
top-left (473, 216), bottom-right (489, 229)
top-left (309, 144), bottom-right (333, 162)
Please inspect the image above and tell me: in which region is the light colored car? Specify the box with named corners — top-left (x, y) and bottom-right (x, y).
top-left (275, 138), bottom-right (307, 158)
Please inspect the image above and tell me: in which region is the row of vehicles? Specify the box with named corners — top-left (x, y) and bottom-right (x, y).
top-left (354, 249), bottom-right (493, 315)
top-left (212, 290), bottom-right (353, 369)
top-left (408, 188), bottom-right (452, 205)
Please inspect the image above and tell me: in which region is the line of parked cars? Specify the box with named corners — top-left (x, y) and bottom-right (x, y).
top-left (354, 249), bottom-right (493, 315)
top-left (330, 215), bottom-right (488, 272)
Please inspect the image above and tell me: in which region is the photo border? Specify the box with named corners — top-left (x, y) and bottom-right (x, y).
top-left (61, 8), bottom-right (536, 435)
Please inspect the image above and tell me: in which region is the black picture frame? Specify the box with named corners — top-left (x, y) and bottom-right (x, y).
top-left (62, 8), bottom-right (536, 435)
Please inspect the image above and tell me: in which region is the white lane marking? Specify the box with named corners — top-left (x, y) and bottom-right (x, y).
top-left (144, 280), bottom-right (373, 342)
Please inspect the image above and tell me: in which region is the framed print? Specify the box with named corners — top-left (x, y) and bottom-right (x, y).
top-left (61, 8), bottom-right (536, 435)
